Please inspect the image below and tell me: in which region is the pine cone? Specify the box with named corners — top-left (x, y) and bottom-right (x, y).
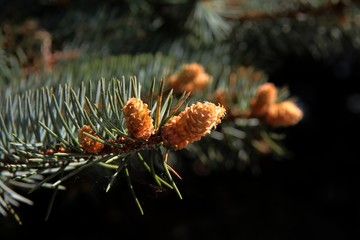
top-left (167, 62), bottom-right (211, 94)
top-left (161, 101), bottom-right (226, 150)
top-left (264, 101), bottom-right (303, 126)
top-left (250, 82), bottom-right (277, 117)
top-left (122, 98), bottom-right (154, 140)
top-left (78, 125), bottom-right (104, 154)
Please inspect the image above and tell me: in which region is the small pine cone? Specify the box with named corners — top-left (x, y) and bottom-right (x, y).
top-left (167, 62), bottom-right (211, 94)
top-left (78, 125), bottom-right (104, 154)
top-left (264, 101), bottom-right (303, 126)
top-left (122, 98), bottom-right (154, 140)
top-left (250, 82), bottom-right (278, 117)
top-left (161, 101), bottom-right (226, 150)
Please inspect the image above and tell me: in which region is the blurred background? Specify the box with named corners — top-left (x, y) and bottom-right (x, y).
top-left (1, 0), bottom-right (360, 239)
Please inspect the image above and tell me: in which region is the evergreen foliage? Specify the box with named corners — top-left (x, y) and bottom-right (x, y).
top-left (1, 0), bottom-right (358, 224)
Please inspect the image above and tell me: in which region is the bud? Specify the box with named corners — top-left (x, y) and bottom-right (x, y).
top-left (78, 125), bottom-right (104, 154)
top-left (161, 101), bottom-right (226, 150)
top-left (250, 82), bottom-right (277, 117)
top-left (265, 101), bottom-right (303, 126)
top-left (167, 63), bottom-right (211, 94)
top-left (122, 98), bottom-right (154, 140)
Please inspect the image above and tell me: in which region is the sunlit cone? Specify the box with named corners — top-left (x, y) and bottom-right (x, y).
top-left (167, 62), bottom-right (211, 94)
top-left (161, 101), bottom-right (226, 150)
top-left (78, 125), bottom-right (104, 154)
top-left (249, 82), bottom-right (278, 117)
top-left (122, 98), bottom-right (154, 140)
top-left (264, 100), bottom-right (303, 126)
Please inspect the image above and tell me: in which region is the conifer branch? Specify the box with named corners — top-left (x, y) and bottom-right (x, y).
top-left (0, 75), bottom-right (226, 222)
top-left (165, 63), bottom-right (303, 172)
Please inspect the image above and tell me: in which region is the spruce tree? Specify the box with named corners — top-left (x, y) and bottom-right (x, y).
top-left (1, 0), bottom-right (358, 228)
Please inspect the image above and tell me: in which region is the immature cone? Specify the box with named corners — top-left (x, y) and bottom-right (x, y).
top-left (264, 100), bottom-right (303, 126)
top-left (122, 98), bottom-right (154, 140)
top-left (78, 125), bottom-right (104, 154)
top-left (250, 82), bottom-right (277, 117)
top-left (161, 101), bottom-right (226, 150)
top-left (167, 62), bottom-right (211, 94)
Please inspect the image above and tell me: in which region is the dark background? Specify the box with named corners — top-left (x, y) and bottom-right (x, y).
top-left (1, 1), bottom-right (360, 239)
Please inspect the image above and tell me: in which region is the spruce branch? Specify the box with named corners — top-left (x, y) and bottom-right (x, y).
top-left (0, 75), bottom-right (226, 222)
top-left (164, 63), bottom-right (303, 173)
top-left (185, 0), bottom-right (232, 44)
top-left (210, 0), bottom-right (353, 21)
